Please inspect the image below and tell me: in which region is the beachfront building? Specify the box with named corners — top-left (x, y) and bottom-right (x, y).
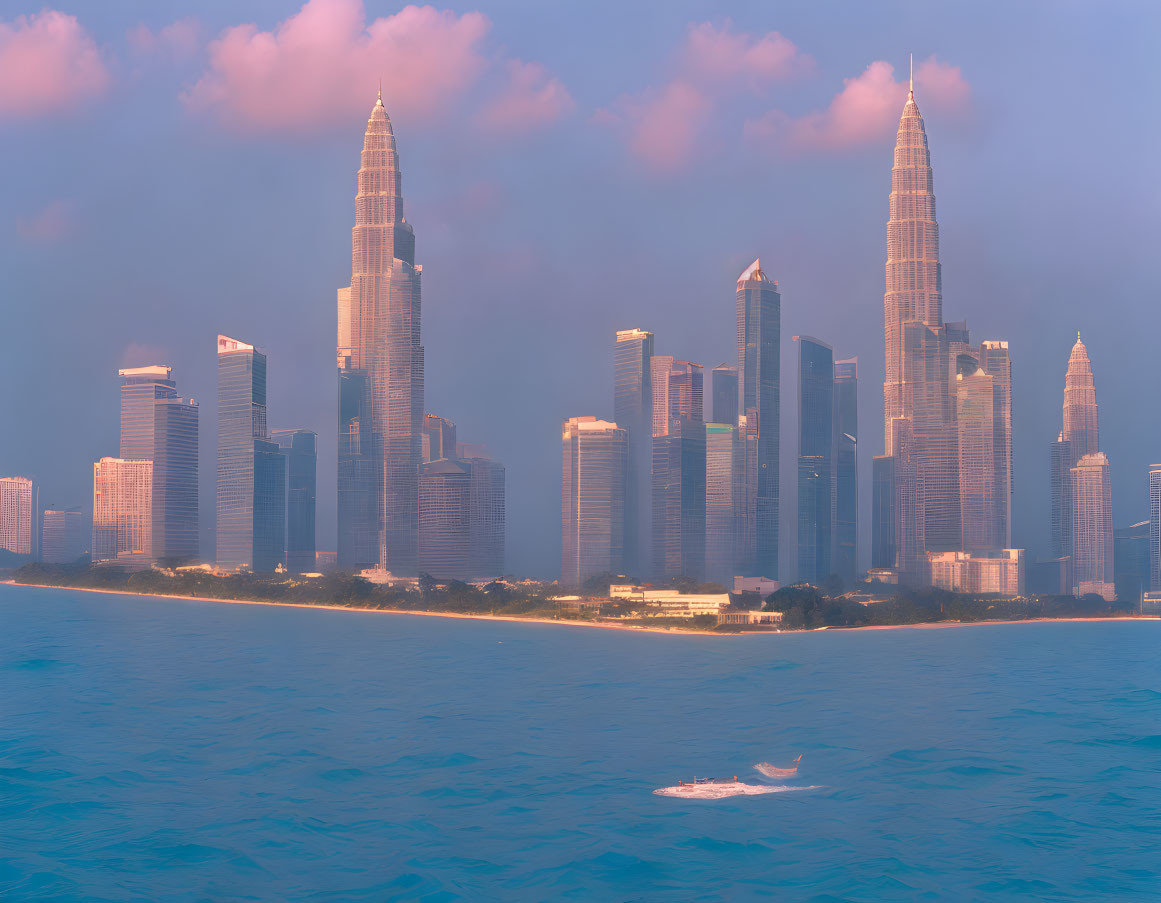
top-left (0, 476), bottom-right (37, 559)
top-left (337, 90), bottom-right (424, 573)
top-left (41, 509), bottom-right (85, 564)
top-left (927, 549), bottom-right (1024, 595)
top-left (273, 429), bottom-right (317, 574)
top-left (561, 417), bottom-right (627, 588)
top-left (92, 458), bottom-right (152, 566)
top-left (216, 335), bottom-right (285, 573)
top-left (614, 328), bottom-right (654, 580)
top-left (1071, 452), bottom-right (1114, 601)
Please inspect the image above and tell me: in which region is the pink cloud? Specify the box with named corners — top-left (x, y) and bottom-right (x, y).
top-left (478, 60), bottom-right (574, 133)
top-left (683, 21), bottom-right (812, 87)
top-left (16, 200), bottom-right (76, 242)
top-left (184, 0), bottom-right (491, 132)
top-left (0, 10), bottom-right (110, 117)
top-left (127, 18), bottom-right (201, 59)
top-left (745, 56), bottom-right (971, 153)
top-left (623, 80), bottom-right (711, 173)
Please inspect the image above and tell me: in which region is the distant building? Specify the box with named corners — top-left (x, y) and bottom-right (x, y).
top-left (736, 259), bottom-right (780, 579)
top-left (796, 337), bottom-right (833, 584)
top-left (118, 366), bottom-right (198, 565)
top-left (561, 418), bottom-right (627, 587)
top-left (710, 364), bottom-right (739, 427)
top-left (1071, 452), bottom-right (1114, 601)
top-left (1150, 464), bottom-right (1161, 592)
top-left (273, 429), bottom-right (317, 574)
top-left (871, 455), bottom-right (895, 571)
top-left (614, 328), bottom-right (654, 579)
top-left (421, 414), bottom-right (457, 464)
top-left (927, 549), bottom-right (1024, 595)
top-left (41, 509), bottom-right (84, 564)
top-left (1114, 520), bottom-right (1149, 607)
top-left (833, 358), bottom-right (858, 585)
top-left (0, 476), bottom-right (37, 559)
top-left (705, 422), bottom-right (741, 586)
top-left (466, 455), bottom-right (505, 578)
top-left (608, 584), bottom-right (731, 617)
top-left (92, 458), bottom-right (152, 565)
top-left (418, 458), bottom-right (472, 579)
top-left (216, 335), bottom-right (285, 572)
top-left (977, 341), bottom-right (1013, 547)
top-left (956, 364), bottom-right (999, 553)
top-left (652, 415), bottom-right (706, 582)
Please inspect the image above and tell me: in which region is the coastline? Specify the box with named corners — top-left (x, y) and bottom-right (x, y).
top-left (4, 580), bottom-right (1157, 636)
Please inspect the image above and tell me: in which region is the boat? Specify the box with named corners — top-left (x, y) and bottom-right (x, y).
top-left (754, 755), bottom-right (802, 780)
top-left (652, 776), bottom-right (787, 799)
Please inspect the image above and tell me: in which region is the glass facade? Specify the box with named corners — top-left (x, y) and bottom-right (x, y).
top-left (1150, 465), bottom-right (1161, 593)
top-left (833, 359), bottom-right (858, 585)
top-left (217, 335), bottom-right (285, 573)
top-left (652, 416), bottom-right (706, 581)
top-left (468, 456), bottom-right (505, 578)
top-left (705, 422), bottom-right (741, 586)
top-left (92, 458), bottom-right (152, 563)
top-left (561, 418), bottom-right (627, 588)
top-left (796, 337), bottom-right (833, 584)
top-left (273, 429), bottom-right (317, 574)
top-left (1071, 453), bottom-right (1114, 601)
top-left (736, 261), bottom-right (780, 579)
top-left (337, 92), bottom-right (423, 574)
top-left (418, 458), bottom-right (472, 579)
top-left (956, 366), bottom-right (998, 553)
top-left (41, 508), bottom-right (84, 564)
top-left (152, 398), bottom-right (199, 564)
top-left (421, 414), bottom-right (457, 464)
top-left (613, 328), bottom-right (653, 579)
top-left (710, 365), bottom-right (739, 427)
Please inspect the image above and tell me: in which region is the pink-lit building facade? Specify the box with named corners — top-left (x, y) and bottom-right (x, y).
top-left (92, 458), bottom-right (152, 565)
top-left (0, 476), bottom-right (37, 559)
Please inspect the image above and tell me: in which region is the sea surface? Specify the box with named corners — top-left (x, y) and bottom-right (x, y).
top-left (1, 584), bottom-right (1159, 901)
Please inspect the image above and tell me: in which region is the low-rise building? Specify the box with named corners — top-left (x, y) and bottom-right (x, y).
top-left (609, 584), bottom-right (731, 617)
top-left (926, 549), bottom-right (1025, 595)
top-left (716, 610), bottom-right (783, 626)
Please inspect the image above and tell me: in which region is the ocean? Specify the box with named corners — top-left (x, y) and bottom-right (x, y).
top-left (1, 583), bottom-right (1159, 901)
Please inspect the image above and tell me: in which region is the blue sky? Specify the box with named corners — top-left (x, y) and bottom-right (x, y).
top-left (1, 0), bottom-right (1158, 576)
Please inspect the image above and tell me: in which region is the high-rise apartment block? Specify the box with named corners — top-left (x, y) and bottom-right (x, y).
top-left (0, 476), bottom-right (37, 559)
top-left (337, 91), bottom-right (424, 573)
top-left (561, 417), bottom-right (627, 587)
top-left (1071, 452), bottom-right (1114, 600)
top-left (273, 429), bottom-right (317, 574)
top-left (41, 508), bottom-right (84, 564)
top-left (216, 335), bottom-right (285, 573)
top-left (614, 328), bottom-right (654, 579)
top-left (418, 451), bottom-right (505, 580)
top-left (1150, 464), bottom-right (1161, 593)
top-left (705, 422), bottom-right (742, 585)
top-left (92, 458), bottom-right (152, 565)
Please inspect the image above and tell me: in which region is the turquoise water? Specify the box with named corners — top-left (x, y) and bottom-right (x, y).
top-left (1, 584), bottom-right (1159, 901)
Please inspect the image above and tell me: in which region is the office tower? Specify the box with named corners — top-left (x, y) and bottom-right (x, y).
top-left (1049, 436), bottom-right (1073, 560)
top-left (0, 476), bottom-right (37, 559)
top-left (796, 337), bottom-right (833, 584)
top-left (833, 358), bottom-right (858, 585)
top-left (652, 416), bottom-right (706, 581)
top-left (978, 341), bottom-right (1013, 547)
top-left (91, 458), bottom-right (151, 564)
top-left (614, 328), bottom-right (654, 578)
top-left (420, 414), bottom-right (457, 464)
top-left (216, 335), bottom-right (286, 572)
top-left (1151, 464), bottom-right (1161, 592)
top-left (118, 366), bottom-right (198, 564)
top-left (705, 422), bottom-right (741, 585)
top-left (41, 508), bottom-right (84, 564)
top-left (561, 417), bottom-right (627, 587)
top-left (871, 455), bottom-right (895, 570)
top-left (273, 430), bottom-right (317, 574)
top-left (711, 364), bottom-right (739, 426)
top-left (956, 364), bottom-right (999, 553)
top-left (1071, 452), bottom-right (1114, 601)
top-left (337, 90), bottom-right (424, 573)
top-left (652, 358), bottom-right (703, 426)
top-left (418, 458), bottom-right (472, 579)
top-left (736, 259), bottom-right (780, 579)
top-left (467, 455), bottom-right (505, 578)
top-left (1114, 520), bottom-right (1149, 606)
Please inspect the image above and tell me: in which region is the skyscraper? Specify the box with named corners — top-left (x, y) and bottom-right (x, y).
top-left (273, 429), bottom-right (317, 574)
top-left (0, 476), bottom-right (37, 559)
top-left (833, 358), bottom-right (858, 585)
top-left (92, 458), bottom-right (151, 564)
top-left (561, 417), bottom-right (627, 587)
top-left (118, 366), bottom-right (199, 564)
top-left (736, 259), bottom-right (780, 579)
top-left (1150, 464), bottom-right (1161, 592)
top-left (977, 341), bottom-right (1013, 547)
top-left (338, 90), bottom-right (424, 573)
top-left (956, 364), bottom-right (998, 553)
top-left (41, 508), bottom-right (84, 564)
top-left (467, 455), bottom-right (505, 578)
top-left (418, 458), bottom-right (472, 579)
top-left (796, 337), bottom-right (833, 584)
top-left (651, 360), bottom-right (706, 581)
top-left (705, 421), bottom-right (741, 585)
top-left (420, 414), bottom-right (457, 464)
top-left (216, 335), bottom-right (285, 573)
top-left (614, 328), bottom-right (653, 578)
top-left (1071, 452), bottom-right (1114, 601)
top-left (710, 364), bottom-right (739, 426)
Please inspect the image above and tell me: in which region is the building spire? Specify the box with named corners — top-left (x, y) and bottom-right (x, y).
top-left (908, 53), bottom-right (914, 97)
top-left (377, 78), bottom-right (383, 106)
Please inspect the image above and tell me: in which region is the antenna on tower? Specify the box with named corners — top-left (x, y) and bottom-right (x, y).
top-left (909, 53), bottom-right (914, 95)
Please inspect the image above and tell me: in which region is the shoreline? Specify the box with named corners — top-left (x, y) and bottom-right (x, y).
top-left (3, 580), bottom-right (1157, 636)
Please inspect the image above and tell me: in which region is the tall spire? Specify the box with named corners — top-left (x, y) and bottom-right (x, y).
top-left (909, 52), bottom-right (914, 97)
top-left (1063, 334), bottom-right (1099, 462)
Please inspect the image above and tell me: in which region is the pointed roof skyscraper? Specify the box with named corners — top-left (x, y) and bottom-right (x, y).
top-left (1063, 333), bottom-right (1099, 462)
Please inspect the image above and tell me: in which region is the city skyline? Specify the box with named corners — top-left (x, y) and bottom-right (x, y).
top-left (2, 2), bottom-right (1159, 577)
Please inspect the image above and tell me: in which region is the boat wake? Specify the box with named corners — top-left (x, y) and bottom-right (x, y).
top-left (754, 754), bottom-right (803, 780)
